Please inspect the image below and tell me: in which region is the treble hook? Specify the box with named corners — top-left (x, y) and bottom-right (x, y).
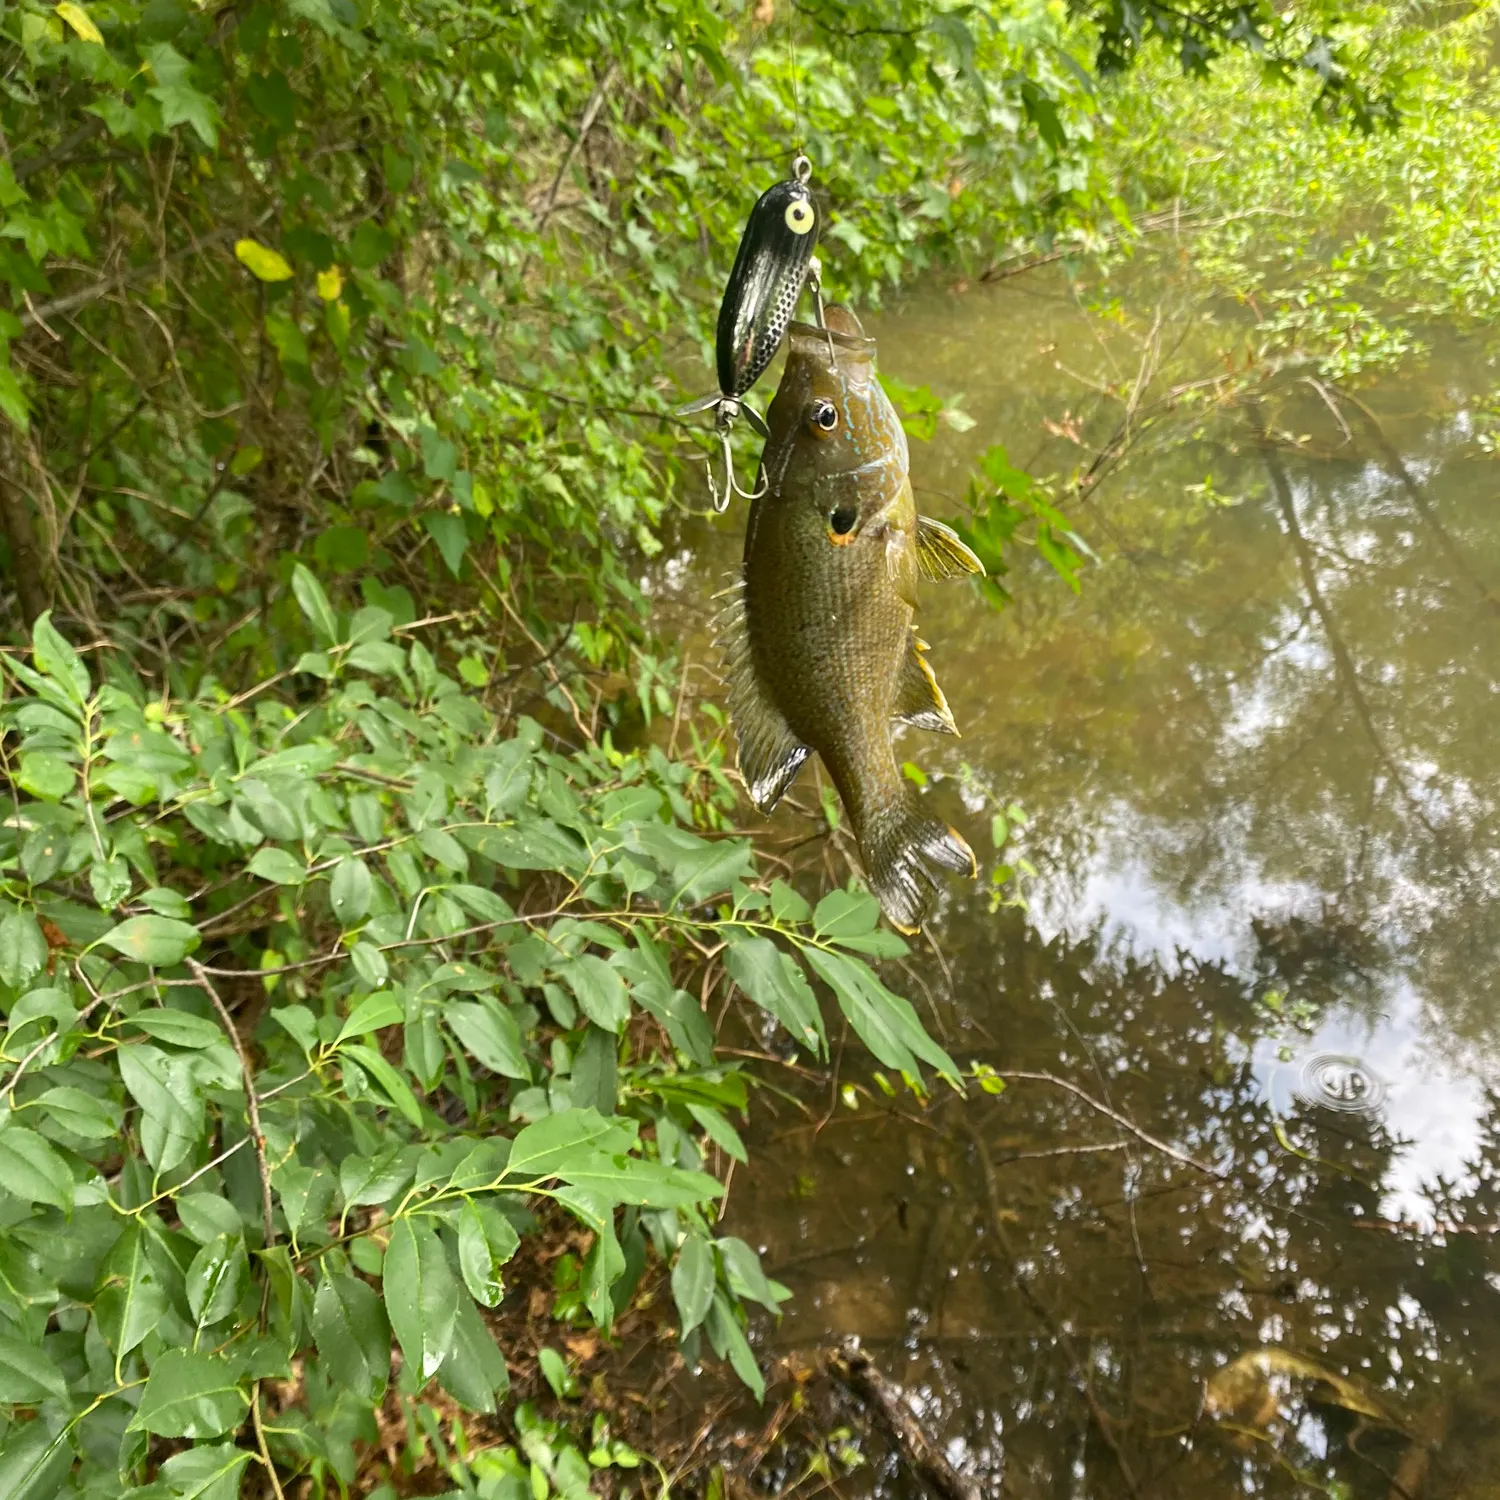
top-left (704, 398), bottom-right (768, 513)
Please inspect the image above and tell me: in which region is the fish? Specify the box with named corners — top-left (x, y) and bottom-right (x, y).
top-left (719, 305), bottom-right (985, 932)
top-left (677, 173), bottom-right (821, 439)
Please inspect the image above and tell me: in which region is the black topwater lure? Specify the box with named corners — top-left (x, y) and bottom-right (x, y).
top-left (679, 155), bottom-right (828, 511)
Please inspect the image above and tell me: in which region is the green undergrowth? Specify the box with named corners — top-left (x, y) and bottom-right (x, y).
top-left (0, 580), bottom-right (973, 1497)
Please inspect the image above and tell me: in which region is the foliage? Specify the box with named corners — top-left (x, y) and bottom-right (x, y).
top-left (0, 0), bottom-right (1463, 1491)
top-left (0, 0), bottom-right (1409, 659)
top-left (0, 591), bottom-right (974, 1492)
top-left (1103, 0), bottom-right (1500, 378)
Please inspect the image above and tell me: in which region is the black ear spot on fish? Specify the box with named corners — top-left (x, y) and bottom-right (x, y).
top-left (808, 398), bottom-right (839, 437)
top-left (829, 502), bottom-right (858, 537)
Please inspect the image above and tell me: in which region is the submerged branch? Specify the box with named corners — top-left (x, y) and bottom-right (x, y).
top-left (827, 1338), bottom-right (983, 1500)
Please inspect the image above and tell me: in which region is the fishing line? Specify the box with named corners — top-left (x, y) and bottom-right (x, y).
top-left (789, 10), bottom-right (805, 151)
top-left (786, 14), bottom-right (833, 358)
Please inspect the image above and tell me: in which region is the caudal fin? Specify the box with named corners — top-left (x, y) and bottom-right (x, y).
top-left (859, 799), bottom-right (977, 933)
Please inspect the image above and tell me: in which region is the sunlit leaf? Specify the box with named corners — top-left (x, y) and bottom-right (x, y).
top-left (234, 239), bottom-right (294, 282)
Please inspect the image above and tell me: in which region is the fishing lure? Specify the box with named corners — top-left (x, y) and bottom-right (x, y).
top-left (678, 155), bottom-right (827, 511)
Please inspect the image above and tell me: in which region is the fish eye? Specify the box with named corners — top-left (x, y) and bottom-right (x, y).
top-left (809, 399), bottom-right (838, 434)
top-left (830, 503), bottom-right (858, 536)
top-left (784, 198), bottom-right (815, 235)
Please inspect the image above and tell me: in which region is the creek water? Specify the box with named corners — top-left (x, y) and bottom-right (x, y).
top-left (648, 263), bottom-right (1500, 1496)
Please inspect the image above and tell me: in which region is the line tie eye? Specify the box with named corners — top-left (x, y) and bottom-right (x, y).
top-left (785, 198), bottom-right (815, 235)
top-left (830, 503), bottom-right (857, 536)
top-left (810, 399), bottom-right (838, 433)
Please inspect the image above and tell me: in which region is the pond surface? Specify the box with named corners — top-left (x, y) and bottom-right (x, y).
top-left (649, 263), bottom-right (1500, 1496)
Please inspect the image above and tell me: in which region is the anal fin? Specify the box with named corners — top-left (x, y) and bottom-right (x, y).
top-left (716, 575), bottom-right (811, 812)
top-left (916, 516), bottom-right (985, 581)
top-left (894, 632), bottom-right (958, 736)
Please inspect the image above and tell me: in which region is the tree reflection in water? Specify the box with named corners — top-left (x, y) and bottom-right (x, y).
top-left (652, 281), bottom-right (1500, 1495)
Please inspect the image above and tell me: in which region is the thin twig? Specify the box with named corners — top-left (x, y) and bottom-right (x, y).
top-left (995, 1071), bottom-right (1225, 1179)
top-left (190, 961), bottom-right (275, 1249)
top-left (535, 64), bottom-right (619, 230)
top-left (964, 1120), bottom-right (1142, 1497)
top-left (251, 1383), bottom-right (288, 1500)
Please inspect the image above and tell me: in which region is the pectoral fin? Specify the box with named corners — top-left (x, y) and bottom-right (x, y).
top-left (916, 516), bottom-right (985, 581)
top-left (717, 577), bottom-right (810, 812)
top-left (894, 633), bottom-right (958, 736)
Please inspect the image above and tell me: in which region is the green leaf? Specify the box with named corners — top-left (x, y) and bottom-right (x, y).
top-left (0, 910), bottom-right (47, 991)
top-left (505, 1108), bottom-right (635, 1180)
top-left (95, 1223), bottom-right (168, 1357)
top-left (340, 1043), bottom-right (423, 1126)
top-left (34, 1085), bottom-right (122, 1140)
top-left (118, 1044), bottom-right (204, 1173)
top-left (670, 1235), bottom-right (714, 1338)
top-left (769, 880), bottom-right (811, 924)
top-left (431, 961), bottom-right (500, 992)
top-left (0, 1420), bottom-right (73, 1500)
top-left (313, 1268), bottom-right (390, 1400)
top-left (248, 846), bottom-right (306, 885)
top-left (449, 884), bottom-right (514, 922)
top-left (100, 915), bottom-right (200, 966)
top-left (31, 612), bottom-right (89, 704)
top-left (175, 1192), bottom-right (242, 1245)
top-left (417, 826), bottom-right (468, 874)
top-left (234, 239), bottom-right (294, 282)
top-left (457, 1198), bottom-right (517, 1307)
top-left (724, 936), bottom-right (824, 1054)
top-left (436, 1293), bottom-right (510, 1413)
top-left (423, 512), bottom-right (469, 577)
top-left (17, 752), bottom-right (74, 801)
top-left (0, 1335), bottom-right (68, 1402)
top-left (291, 564), bottom-right (339, 643)
top-left (383, 1217), bottom-right (458, 1381)
top-left (813, 888), bottom-right (881, 941)
top-left (152, 78), bottom-right (221, 147)
top-left (271, 1004), bottom-right (319, 1054)
top-left (716, 1237), bottom-right (786, 1312)
top-left (329, 856), bottom-right (373, 923)
top-left (0, 1126), bottom-right (73, 1210)
top-left (537, 1346), bottom-right (574, 1400)
top-left (687, 1103), bottom-right (747, 1164)
top-left (186, 1234), bottom-right (247, 1326)
top-left (150, 1444), bottom-right (253, 1500)
top-left (130, 1350), bottom-right (249, 1438)
top-left (130, 1008), bottom-right (223, 1049)
top-left (351, 941), bottom-right (389, 989)
top-left (555, 1153), bottom-right (723, 1209)
top-left (570, 1024), bottom-right (617, 1116)
top-left (337, 991), bottom-right (403, 1041)
top-left (802, 947), bottom-right (958, 1078)
top-left (707, 1292), bottom-right (764, 1400)
top-left (89, 855), bottom-right (131, 908)
top-left (0, 367), bottom-right (28, 434)
top-left (670, 838), bottom-right (756, 907)
top-left (444, 999), bottom-right (528, 1080)
top-left (557, 955), bottom-right (629, 1034)
top-left (339, 1146), bottom-right (415, 1209)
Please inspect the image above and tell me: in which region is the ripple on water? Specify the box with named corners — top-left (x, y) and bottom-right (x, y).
top-left (1294, 1052), bottom-right (1389, 1116)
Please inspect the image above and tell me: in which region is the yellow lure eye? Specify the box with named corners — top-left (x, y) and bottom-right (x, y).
top-left (784, 199), bottom-right (814, 235)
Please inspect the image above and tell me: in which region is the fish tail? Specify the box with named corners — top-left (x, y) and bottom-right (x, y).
top-left (860, 797), bottom-right (977, 934)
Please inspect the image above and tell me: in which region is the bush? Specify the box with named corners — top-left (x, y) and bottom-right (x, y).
top-left (0, 586), bottom-right (961, 1495)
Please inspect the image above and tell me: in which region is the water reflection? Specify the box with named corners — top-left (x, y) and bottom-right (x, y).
top-left (649, 268), bottom-right (1500, 1493)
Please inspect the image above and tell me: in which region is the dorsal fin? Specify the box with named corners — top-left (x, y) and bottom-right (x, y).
top-left (716, 576), bottom-right (811, 812)
top-left (916, 516), bottom-right (984, 581)
top-left (894, 632), bottom-right (958, 736)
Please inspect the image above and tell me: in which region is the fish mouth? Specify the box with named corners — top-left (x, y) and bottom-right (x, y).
top-left (786, 319), bottom-right (877, 360)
